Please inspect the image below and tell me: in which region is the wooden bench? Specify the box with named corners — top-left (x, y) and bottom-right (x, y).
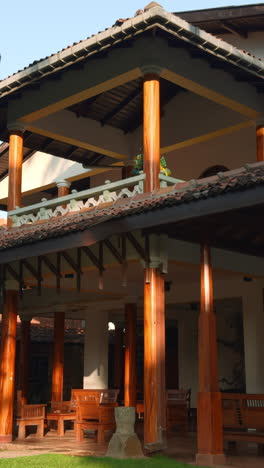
top-left (73, 389), bottom-right (119, 443)
top-left (47, 401), bottom-right (76, 436)
top-left (136, 389), bottom-right (191, 433)
top-left (16, 404), bottom-right (46, 439)
top-left (166, 389), bottom-right (191, 434)
top-left (222, 393), bottom-right (264, 447)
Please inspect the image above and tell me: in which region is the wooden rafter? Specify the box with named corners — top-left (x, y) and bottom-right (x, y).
top-left (101, 85), bottom-right (141, 126)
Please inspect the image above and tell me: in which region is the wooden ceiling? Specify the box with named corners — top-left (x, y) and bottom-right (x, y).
top-left (68, 78), bottom-right (184, 133)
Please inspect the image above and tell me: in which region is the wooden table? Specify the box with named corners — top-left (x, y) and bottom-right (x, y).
top-left (47, 412), bottom-right (76, 436)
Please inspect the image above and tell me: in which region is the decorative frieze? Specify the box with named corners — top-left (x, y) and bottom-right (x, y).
top-left (9, 173), bottom-right (182, 228)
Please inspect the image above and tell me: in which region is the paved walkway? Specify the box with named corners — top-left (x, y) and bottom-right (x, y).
top-left (0, 428), bottom-right (263, 467)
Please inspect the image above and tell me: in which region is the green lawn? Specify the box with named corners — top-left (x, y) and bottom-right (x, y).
top-left (0, 454), bottom-right (209, 467)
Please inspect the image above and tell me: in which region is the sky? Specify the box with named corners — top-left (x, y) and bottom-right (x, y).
top-left (0, 0), bottom-right (261, 80)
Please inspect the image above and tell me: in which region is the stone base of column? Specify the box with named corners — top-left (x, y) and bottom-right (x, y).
top-left (106, 407), bottom-right (144, 459)
top-left (0, 435), bottom-right (13, 443)
top-left (196, 453), bottom-right (226, 466)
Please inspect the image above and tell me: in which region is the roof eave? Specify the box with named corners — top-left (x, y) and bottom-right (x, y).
top-left (0, 6), bottom-right (264, 100)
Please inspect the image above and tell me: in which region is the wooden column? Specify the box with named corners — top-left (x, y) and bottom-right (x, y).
top-left (196, 244), bottom-right (225, 466)
top-left (0, 281), bottom-right (19, 442)
top-left (124, 303), bottom-right (137, 407)
top-left (143, 74), bottom-right (160, 193)
top-left (114, 327), bottom-right (124, 390)
top-left (7, 128), bottom-right (24, 226)
top-left (144, 268), bottom-right (166, 451)
top-left (19, 318), bottom-right (31, 405)
top-left (56, 179), bottom-right (70, 198)
top-left (51, 311), bottom-right (65, 402)
top-left (256, 125), bottom-right (264, 162)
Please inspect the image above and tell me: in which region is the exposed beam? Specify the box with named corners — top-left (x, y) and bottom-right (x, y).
top-left (18, 69), bottom-right (141, 123)
top-left (26, 124), bottom-right (128, 161)
top-left (160, 121), bottom-right (253, 155)
top-left (161, 68), bottom-right (260, 119)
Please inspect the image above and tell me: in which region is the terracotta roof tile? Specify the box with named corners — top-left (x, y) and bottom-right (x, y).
top-left (1, 161), bottom-right (264, 252)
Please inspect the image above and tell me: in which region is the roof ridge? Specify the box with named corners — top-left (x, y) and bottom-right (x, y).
top-left (1, 6), bottom-right (264, 99)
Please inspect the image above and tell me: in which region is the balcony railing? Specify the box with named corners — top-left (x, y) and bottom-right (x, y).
top-left (9, 173), bottom-right (183, 227)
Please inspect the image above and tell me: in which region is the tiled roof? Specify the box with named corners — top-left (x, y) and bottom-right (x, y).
top-left (1, 5), bottom-right (264, 99)
top-left (0, 319), bottom-right (85, 344)
top-left (1, 161), bottom-right (264, 252)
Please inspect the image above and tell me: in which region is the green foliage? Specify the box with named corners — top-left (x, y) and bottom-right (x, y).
top-left (131, 154), bottom-right (171, 176)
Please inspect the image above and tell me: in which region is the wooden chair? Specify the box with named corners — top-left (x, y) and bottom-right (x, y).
top-left (16, 404), bottom-right (46, 439)
top-left (46, 401), bottom-right (76, 436)
top-left (76, 400), bottom-right (116, 443)
top-left (166, 389), bottom-right (191, 434)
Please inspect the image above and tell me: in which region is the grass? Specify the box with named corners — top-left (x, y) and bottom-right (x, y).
top-left (0, 454), bottom-right (209, 467)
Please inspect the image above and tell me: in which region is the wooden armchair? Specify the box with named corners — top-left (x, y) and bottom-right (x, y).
top-left (16, 404), bottom-right (46, 439)
top-left (76, 400), bottom-right (116, 443)
top-left (47, 400), bottom-right (76, 436)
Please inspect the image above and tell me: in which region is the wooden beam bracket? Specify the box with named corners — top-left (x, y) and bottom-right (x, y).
top-left (126, 232), bottom-right (149, 263)
top-left (104, 239), bottom-right (123, 264)
top-left (81, 246), bottom-right (105, 271)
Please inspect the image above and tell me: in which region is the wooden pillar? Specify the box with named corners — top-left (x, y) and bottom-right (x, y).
top-left (56, 179), bottom-right (70, 210)
top-left (7, 127), bottom-right (24, 226)
top-left (256, 125), bottom-right (264, 162)
top-left (19, 318), bottom-right (31, 405)
top-left (56, 179), bottom-right (70, 198)
top-left (196, 244), bottom-right (225, 466)
top-left (51, 311), bottom-right (65, 402)
top-left (143, 74), bottom-right (160, 193)
top-left (124, 303), bottom-right (137, 407)
top-left (144, 268), bottom-right (166, 451)
top-left (0, 281), bottom-right (19, 442)
top-left (114, 327), bottom-right (124, 390)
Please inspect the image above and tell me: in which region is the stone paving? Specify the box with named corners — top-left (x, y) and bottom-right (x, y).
top-left (0, 427), bottom-right (263, 467)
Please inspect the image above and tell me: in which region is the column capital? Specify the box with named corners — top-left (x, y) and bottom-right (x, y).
top-left (55, 178), bottom-right (71, 189)
top-left (7, 121), bottom-right (26, 133)
top-left (140, 65), bottom-right (164, 76)
top-left (5, 280), bottom-right (19, 291)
